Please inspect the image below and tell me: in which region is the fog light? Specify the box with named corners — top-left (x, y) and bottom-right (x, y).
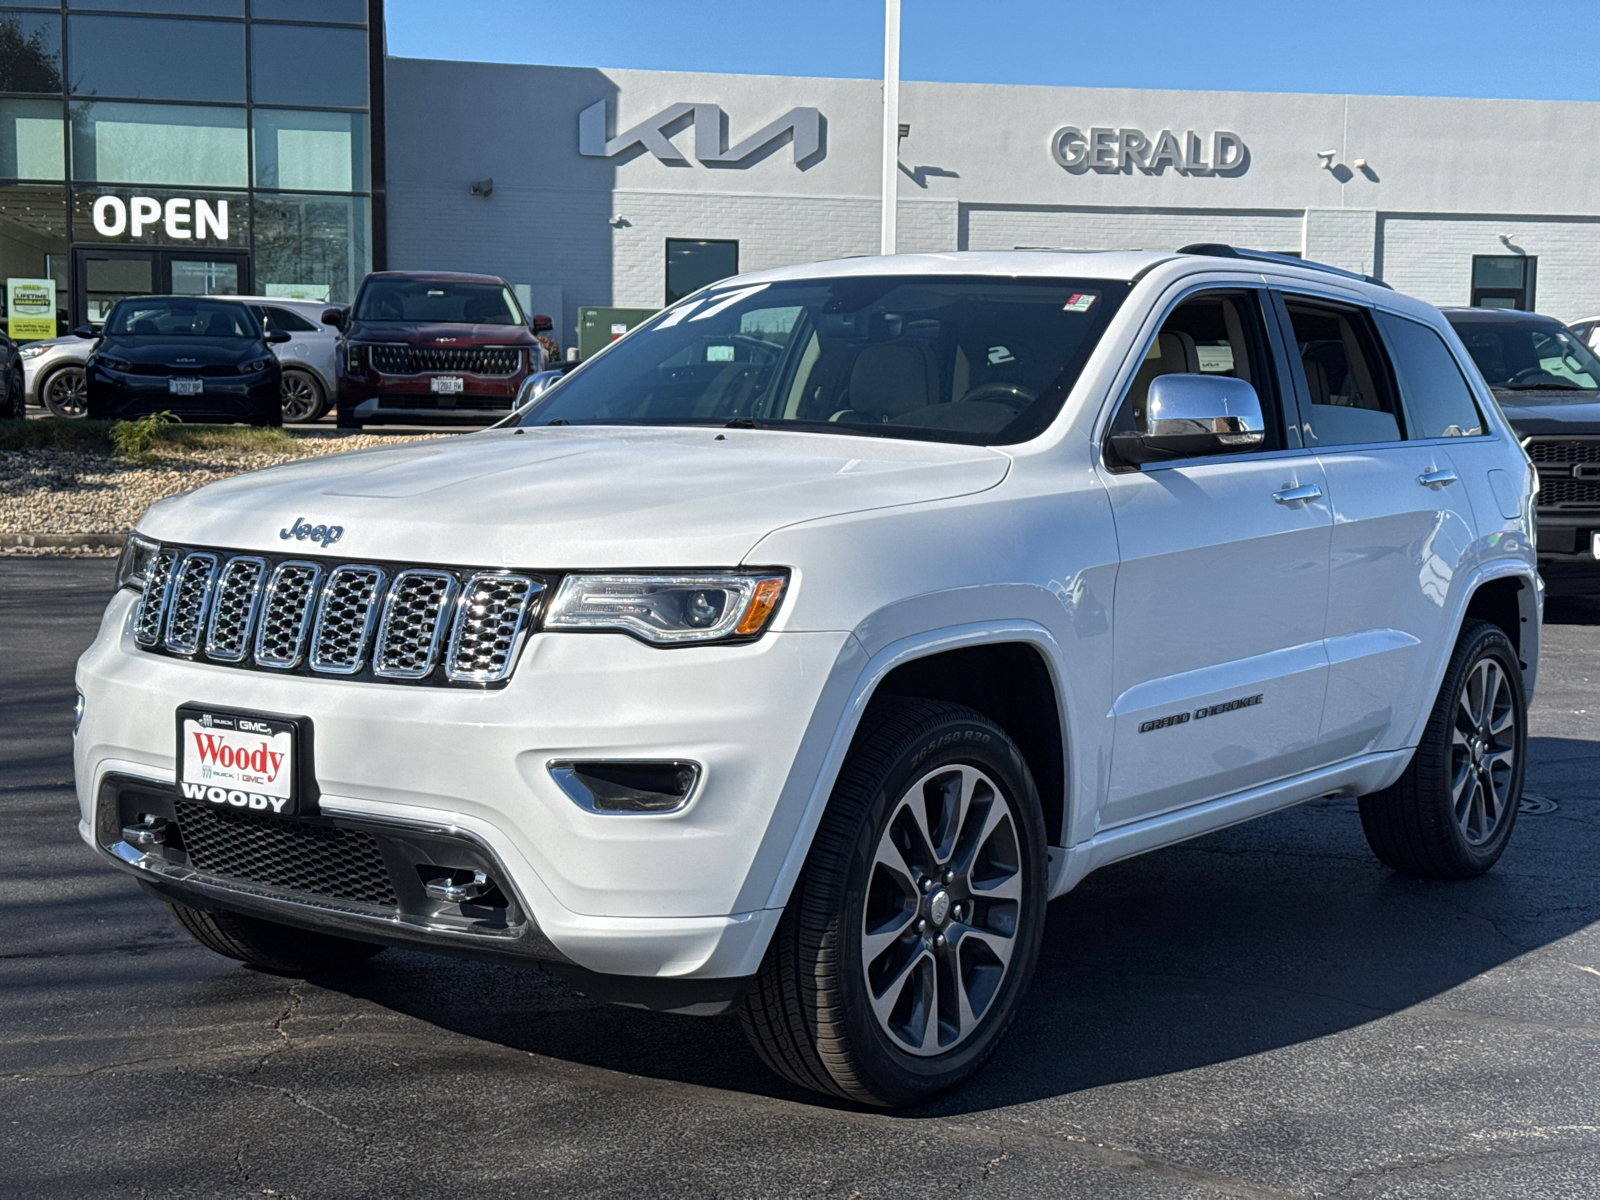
top-left (549, 760), bottom-right (701, 814)
top-left (121, 815), bottom-right (168, 848)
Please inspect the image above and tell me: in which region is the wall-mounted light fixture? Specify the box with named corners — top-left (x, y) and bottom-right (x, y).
top-left (1317, 149), bottom-right (1337, 169)
top-left (1353, 158), bottom-right (1368, 169)
top-left (470, 178), bottom-right (493, 197)
top-left (609, 214), bottom-right (628, 228)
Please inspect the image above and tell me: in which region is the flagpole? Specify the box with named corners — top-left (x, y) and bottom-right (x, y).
top-left (881, 0), bottom-right (901, 256)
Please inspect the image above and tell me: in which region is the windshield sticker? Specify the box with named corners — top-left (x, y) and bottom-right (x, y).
top-left (1063, 293), bottom-right (1098, 313)
top-left (706, 345), bottom-right (735, 362)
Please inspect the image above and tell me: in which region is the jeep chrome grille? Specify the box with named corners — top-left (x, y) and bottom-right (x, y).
top-left (131, 545), bottom-right (545, 686)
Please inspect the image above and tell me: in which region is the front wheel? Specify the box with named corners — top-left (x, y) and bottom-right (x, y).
top-left (1359, 619), bottom-right (1526, 879)
top-left (41, 365), bottom-right (87, 418)
top-left (168, 902), bottom-right (385, 974)
top-left (739, 699), bottom-right (1047, 1107)
top-left (280, 369), bottom-right (326, 423)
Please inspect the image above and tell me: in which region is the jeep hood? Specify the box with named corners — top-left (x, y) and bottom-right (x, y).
top-left (137, 426), bottom-right (1012, 567)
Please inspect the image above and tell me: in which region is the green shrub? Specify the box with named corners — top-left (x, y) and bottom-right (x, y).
top-left (109, 410), bottom-right (177, 460)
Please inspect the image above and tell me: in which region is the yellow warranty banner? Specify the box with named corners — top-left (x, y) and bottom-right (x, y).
top-left (7, 277), bottom-right (56, 340)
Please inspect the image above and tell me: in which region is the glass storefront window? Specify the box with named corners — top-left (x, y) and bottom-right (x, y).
top-left (72, 186), bottom-right (249, 249)
top-left (66, 1), bottom-right (244, 13)
top-left (251, 23), bottom-right (366, 108)
top-left (71, 101), bottom-right (246, 188)
top-left (0, 99), bottom-right (65, 180)
top-left (0, 11), bottom-right (62, 95)
top-left (250, 0), bottom-right (365, 22)
top-left (68, 15), bottom-right (245, 102)
top-left (252, 109), bottom-right (367, 192)
top-left (253, 191), bottom-right (367, 303)
top-left (0, 184), bottom-right (69, 336)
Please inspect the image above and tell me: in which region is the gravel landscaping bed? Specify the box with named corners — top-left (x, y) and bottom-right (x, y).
top-left (1, 430), bottom-right (446, 554)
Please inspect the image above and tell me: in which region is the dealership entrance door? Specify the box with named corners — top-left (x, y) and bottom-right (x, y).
top-left (73, 248), bottom-right (253, 327)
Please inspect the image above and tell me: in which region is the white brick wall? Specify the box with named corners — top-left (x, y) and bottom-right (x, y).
top-left (1377, 216), bottom-right (1600, 322)
top-left (959, 206), bottom-right (1303, 253)
top-left (1303, 208), bottom-right (1378, 275)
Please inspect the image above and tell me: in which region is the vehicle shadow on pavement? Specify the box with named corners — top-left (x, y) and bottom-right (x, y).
top-left (318, 749), bottom-right (1600, 1116)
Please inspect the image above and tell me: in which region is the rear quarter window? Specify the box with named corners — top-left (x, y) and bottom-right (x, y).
top-left (1377, 313), bottom-right (1486, 438)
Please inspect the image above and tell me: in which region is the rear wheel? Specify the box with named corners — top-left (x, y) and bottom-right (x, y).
top-left (6, 365), bottom-right (21, 418)
top-left (739, 699), bottom-right (1047, 1107)
top-left (41, 365), bottom-right (87, 418)
top-left (280, 369), bottom-right (326, 423)
top-left (1359, 620), bottom-right (1526, 879)
top-left (168, 902), bottom-right (385, 974)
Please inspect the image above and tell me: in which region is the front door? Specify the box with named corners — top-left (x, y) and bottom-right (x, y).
top-left (73, 248), bottom-right (251, 327)
top-left (1099, 287), bottom-right (1334, 828)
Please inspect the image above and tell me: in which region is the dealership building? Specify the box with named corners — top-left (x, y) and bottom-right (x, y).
top-left (4, 1), bottom-right (1600, 344)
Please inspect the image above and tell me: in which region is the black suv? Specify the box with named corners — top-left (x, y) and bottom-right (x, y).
top-left (1444, 307), bottom-right (1600, 593)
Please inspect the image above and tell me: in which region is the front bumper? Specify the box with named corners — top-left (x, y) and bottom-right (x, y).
top-left (87, 369), bottom-right (280, 421)
top-left (76, 590), bottom-right (851, 983)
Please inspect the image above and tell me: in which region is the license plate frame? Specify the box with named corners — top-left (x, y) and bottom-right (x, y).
top-left (1593, 532), bottom-right (1600, 560)
top-left (430, 375), bottom-right (465, 395)
top-left (168, 377), bottom-right (204, 396)
top-left (175, 704), bottom-right (319, 818)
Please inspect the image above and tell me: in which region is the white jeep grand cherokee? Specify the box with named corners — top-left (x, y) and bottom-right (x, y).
top-left (76, 247), bottom-right (1541, 1107)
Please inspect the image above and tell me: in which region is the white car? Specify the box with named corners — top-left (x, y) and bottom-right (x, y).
top-left (24, 296), bottom-right (338, 422)
top-left (1567, 315), bottom-right (1600, 353)
top-left (76, 248), bottom-right (1540, 1106)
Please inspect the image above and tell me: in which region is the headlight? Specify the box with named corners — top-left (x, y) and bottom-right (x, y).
top-left (94, 354), bottom-right (132, 372)
top-left (19, 344), bottom-right (47, 359)
top-left (240, 356), bottom-right (275, 374)
top-left (544, 572), bottom-right (787, 644)
top-left (116, 533), bottom-right (159, 593)
top-left (345, 343), bottom-right (365, 373)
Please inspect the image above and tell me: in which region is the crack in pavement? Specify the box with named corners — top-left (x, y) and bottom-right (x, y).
top-left (0, 939), bottom-right (198, 961)
top-left (1325, 1138), bottom-right (1600, 1195)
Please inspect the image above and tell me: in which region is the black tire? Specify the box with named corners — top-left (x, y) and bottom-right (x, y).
top-left (167, 902), bottom-right (385, 974)
top-left (738, 699), bottom-right (1048, 1107)
top-left (41, 365), bottom-right (87, 418)
top-left (6, 365), bottom-right (21, 419)
top-left (1359, 619), bottom-right (1526, 879)
top-left (280, 368), bottom-right (326, 423)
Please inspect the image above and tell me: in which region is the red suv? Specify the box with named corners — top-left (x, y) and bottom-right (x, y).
top-left (330, 271), bottom-right (547, 428)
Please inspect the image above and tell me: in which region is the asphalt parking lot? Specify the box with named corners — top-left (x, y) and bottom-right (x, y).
top-left (4, 558), bottom-right (1599, 1199)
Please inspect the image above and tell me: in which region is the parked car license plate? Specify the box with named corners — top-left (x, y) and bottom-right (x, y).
top-left (1593, 532), bottom-right (1600, 560)
top-left (430, 376), bottom-right (465, 394)
top-left (169, 377), bottom-right (204, 395)
top-left (177, 706), bottom-right (299, 817)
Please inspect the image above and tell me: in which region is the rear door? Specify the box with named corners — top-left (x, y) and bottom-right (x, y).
top-left (1098, 285), bottom-right (1333, 828)
top-left (1273, 292), bottom-right (1481, 759)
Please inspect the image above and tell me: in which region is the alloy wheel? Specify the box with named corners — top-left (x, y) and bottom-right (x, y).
top-left (1451, 656), bottom-right (1517, 846)
top-left (860, 764), bottom-right (1024, 1057)
top-left (43, 367), bottom-right (87, 418)
top-left (280, 372), bottom-right (322, 422)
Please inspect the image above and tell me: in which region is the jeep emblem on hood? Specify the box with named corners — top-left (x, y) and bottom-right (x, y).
top-left (279, 517), bottom-right (344, 548)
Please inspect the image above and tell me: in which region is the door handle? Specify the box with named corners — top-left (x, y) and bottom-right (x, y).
top-left (1272, 483), bottom-right (1323, 505)
top-left (1419, 466), bottom-right (1459, 488)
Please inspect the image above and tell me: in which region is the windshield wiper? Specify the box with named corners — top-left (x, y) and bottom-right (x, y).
top-left (724, 417), bottom-right (756, 428)
top-left (1499, 381), bottom-right (1588, 391)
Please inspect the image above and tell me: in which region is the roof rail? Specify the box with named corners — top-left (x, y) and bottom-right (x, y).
top-left (1176, 243), bottom-right (1391, 290)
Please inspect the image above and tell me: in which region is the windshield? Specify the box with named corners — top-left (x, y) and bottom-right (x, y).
top-left (354, 279), bottom-right (523, 325)
top-left (105, 298), bottom-right (259, 338)
top-left (517, 275), bottom-right (1130, 444)
top-left (1452, 317), bottom-right (1600, 390)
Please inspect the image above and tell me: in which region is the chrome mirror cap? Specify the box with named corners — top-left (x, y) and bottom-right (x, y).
top-left (1112, 373), bottom-right (1266, 465)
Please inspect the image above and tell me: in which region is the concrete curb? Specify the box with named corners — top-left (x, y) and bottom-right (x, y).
top-left (2, 532), bottom-right (126, 550)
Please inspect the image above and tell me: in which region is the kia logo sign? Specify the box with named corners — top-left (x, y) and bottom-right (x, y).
top-left (579, 100), bottom-right (822, 167)
top-left (91, 195), bottom-right (230, 241)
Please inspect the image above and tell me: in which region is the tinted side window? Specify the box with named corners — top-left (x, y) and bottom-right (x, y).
top-left (1377, 313), bottom-right (1485, 438)
top-left (1111, 289), bottom-right (1285, 452)
top-left (260, 305), bottom-right (317, 333)
top-left (1283, 300), bottom-right (1403, 447)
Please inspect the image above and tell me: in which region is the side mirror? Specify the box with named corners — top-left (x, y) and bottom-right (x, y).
top-left (266, 329), bottom-right (292, 344)
top-left (320, 307), bottom-right (346, 330)
top-left (531, 313), bottom-right (554, 333)
top-left (1110, 373), bottom-right (1265, 466)
top-left (73, 324), bottom-right (97, 339)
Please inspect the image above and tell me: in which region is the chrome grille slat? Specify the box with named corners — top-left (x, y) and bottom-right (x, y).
top-left (373, 569), bottom-right (459, 679)
top-left (309, 565), bottom-right (387, 674)
top-left (205, 556), bottom-right (267, 662)
top-left (254, 561), bottom-right (323, 669)
top-left (447, 572), bottom-right (542, 683)
top-left (132, 547), bottom-right (181, 647)
top-left (162, 552), bottom-right (219, 654)
top-left (134, 545), bottom-right (543, 685)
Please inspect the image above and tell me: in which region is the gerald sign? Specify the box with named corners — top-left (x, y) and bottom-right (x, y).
top-left (1052, 126), bottom-right (1248, 176)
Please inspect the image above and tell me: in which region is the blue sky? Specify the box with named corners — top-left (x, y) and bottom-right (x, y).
top-left (385, 0), bottom-right (1596, 102)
